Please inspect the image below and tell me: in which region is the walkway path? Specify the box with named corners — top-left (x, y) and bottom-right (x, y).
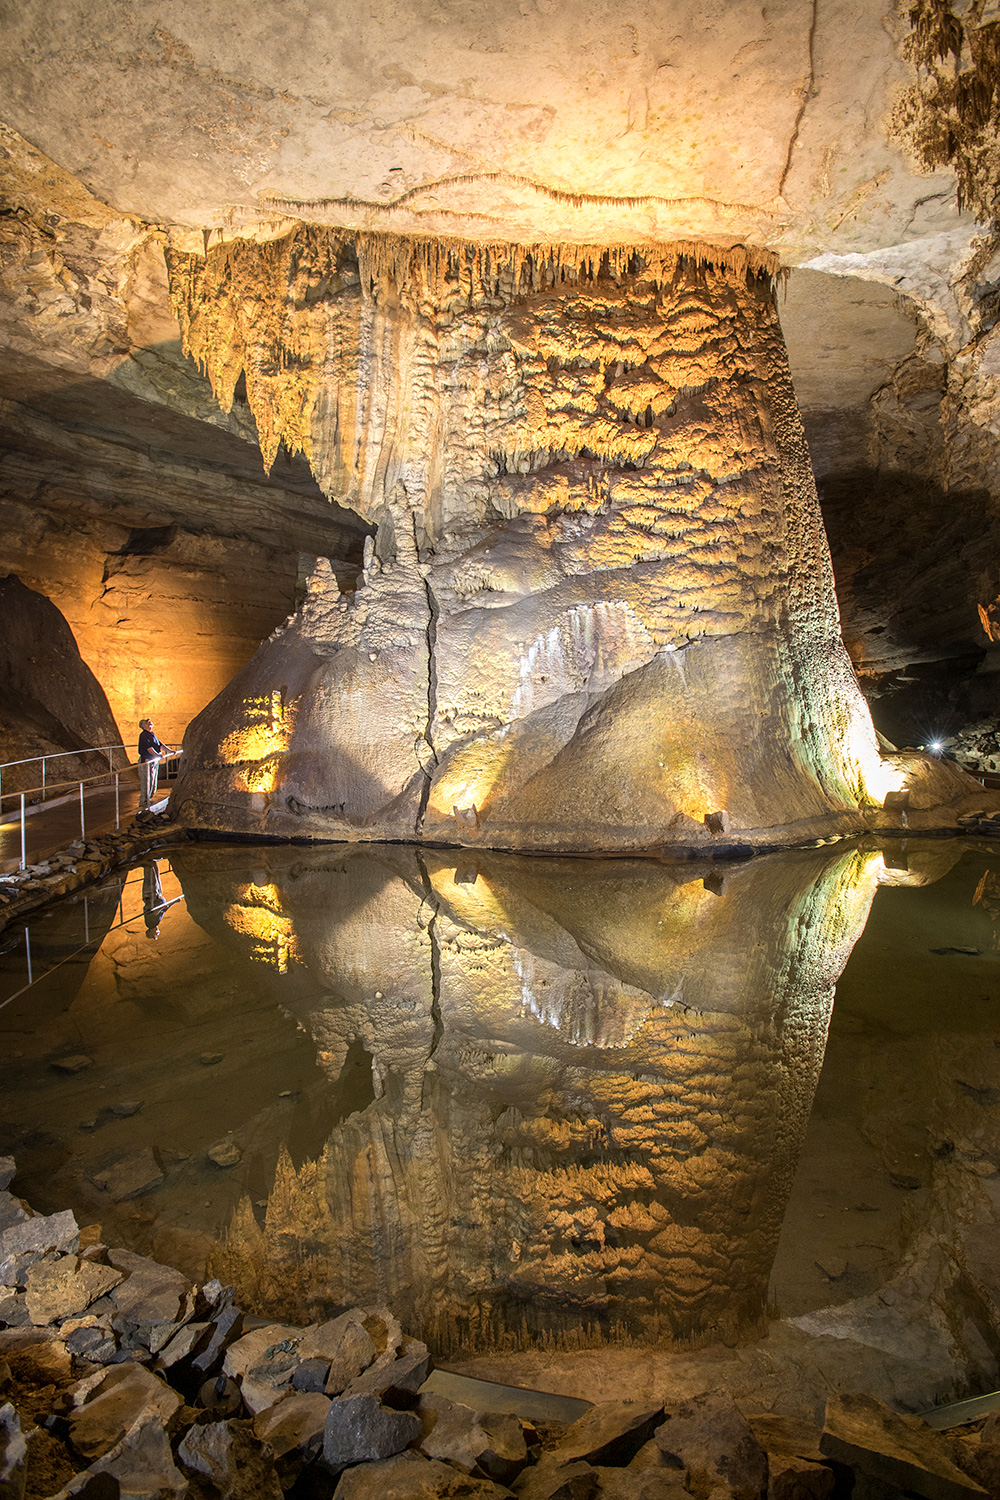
top-left (0, 783), bottom-right (169, 870)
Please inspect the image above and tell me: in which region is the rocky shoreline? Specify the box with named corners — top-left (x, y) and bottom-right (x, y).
top-left (0, 812), bottom-right (183, 934)
top-left (3, 1160), bottom-right (1000, 1499)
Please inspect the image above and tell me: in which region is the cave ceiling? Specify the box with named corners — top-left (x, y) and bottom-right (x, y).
top-left (0, 0), bottom-right (972, 257)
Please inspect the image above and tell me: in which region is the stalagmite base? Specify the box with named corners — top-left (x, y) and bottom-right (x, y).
top-left (169, 233), bottom-right (911, 851)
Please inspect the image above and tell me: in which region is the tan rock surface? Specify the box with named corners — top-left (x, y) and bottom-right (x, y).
top-left (168, 235), bottom-right (936, 852)
top-left (0, 0), bottom-right (966, 260)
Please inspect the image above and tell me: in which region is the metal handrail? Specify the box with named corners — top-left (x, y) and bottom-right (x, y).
top-left (0, 751), bottom-right (183, 872)
top-left (0, 739), bottom-right (184, 814)
top-left (0, 743), bottom-right (127, 772)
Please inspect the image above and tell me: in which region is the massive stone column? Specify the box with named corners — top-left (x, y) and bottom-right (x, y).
top-left (168, 231), bottom-right (893, 852)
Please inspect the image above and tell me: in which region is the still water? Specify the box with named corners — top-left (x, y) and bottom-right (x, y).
top-left (2, 838), bottom-right (999, 1360)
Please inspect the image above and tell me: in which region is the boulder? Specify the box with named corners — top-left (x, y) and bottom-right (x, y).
top-left (321, 1391), bottom-right (421, 1473)
top-left (0, 1196), bottom-right (28, 1235)
top-left (746, 1415), bottom-right (833, 1500)
top-left (655, 1390), bottom-right (767, 1500)
top-left (951, 1414), bottom-right (1000, 1496)
top-left (334, 1449), bottom-right (515, 1498)
top-left (345, 1335), bottom-right (431, 1404)
top-left (0, 1163), bottom-right (14, 1193)
top-left (222, 1322), bottom-right (303, 1414)
top-left (554, 1404), bottom-right (666, 1467)
top-left (108, 1249), bottom-right (190, 1330)
top-left (0, 1295), bottom-right (28, 1329)
top-left (90, 1152), bottom-right (164, 1202)
top-left (291, 1356), bottom-right (330, 1393)
top-left (155, 1321), bottom-right (211, 1371)
top-left (297, 1309), bottom-right (376, 1393)
top-left (253, 1391), bottom-right (330, 1478)
top-left (514, 1457), bottom-right (602, 1500)
top-left (65, 1320), bottom-right (118, 1365)
top-left (0, 1401), bottom-right (26, 1500)
top-left (25, 1255), bottom-right (124, 1325)
top-left (820, 1395), bottom-right (988, 1500)
top-left (68, 1363), bottom-right (183, 1460)
top-left (54, 1418), bottom-right (187, 1499)
top-left (0, 1209), bottom-right (78, 1262)
top-left (592, 1471), bottom-right (690, 1498)
top-left (418, 1395), bottom-right (528, 1483)
top-left (178, 1417), bottom-right (283, 1499)
top-left (191, 1302), bottom-right (244, 1375)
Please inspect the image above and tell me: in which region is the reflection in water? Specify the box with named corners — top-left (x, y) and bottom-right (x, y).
top-left (175, 842), bottom-right (894, 1354)
top-left (1, 841), bottom-right (968, 1360)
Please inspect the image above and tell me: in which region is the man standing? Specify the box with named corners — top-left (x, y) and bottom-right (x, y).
top-left (137, 718), bottom-right (175, 810)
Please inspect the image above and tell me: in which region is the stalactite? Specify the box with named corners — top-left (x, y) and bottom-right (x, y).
top-left (166, 228), bottom-right (778, 479)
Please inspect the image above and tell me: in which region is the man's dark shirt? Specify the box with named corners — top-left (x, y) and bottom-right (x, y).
top-left (138, 729), bottom-right (164, 763)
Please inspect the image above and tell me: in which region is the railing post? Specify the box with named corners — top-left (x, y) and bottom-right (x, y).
top-left (115, 771), bottom-right (120, 830)
top-left (80, 781), bottom-right (86, 839)
top-left (84, 898), bottom-right (89, 946)
top-left (24, 927), bottom-right (32, 986)
top-left (19, 793), bottom-right (26, 871)
top-left (41, 756), bottom-right (46, 802)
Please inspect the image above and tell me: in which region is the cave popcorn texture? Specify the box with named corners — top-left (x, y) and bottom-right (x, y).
top-left (169, 233), bottom-right (887, 851)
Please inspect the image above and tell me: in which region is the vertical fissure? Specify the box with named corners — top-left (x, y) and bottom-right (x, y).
top-left (416, 567), bottom-right (440, 834)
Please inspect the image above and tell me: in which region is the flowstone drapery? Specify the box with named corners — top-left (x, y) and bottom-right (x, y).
top-left (169, 232), bottom-right (896, 852)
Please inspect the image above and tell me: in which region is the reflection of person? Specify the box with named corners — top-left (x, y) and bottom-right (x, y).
top-left (142, 860), bottom-right (164, 940)
top-left (137, 718), bottom-right (174, 810)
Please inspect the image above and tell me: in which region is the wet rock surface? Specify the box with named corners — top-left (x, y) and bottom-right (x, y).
top-left (5, 1167), bottom-right (1000, 1500)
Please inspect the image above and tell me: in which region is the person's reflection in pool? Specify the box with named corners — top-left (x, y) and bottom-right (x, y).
top-left (142, 860), bottom-right (165, 941)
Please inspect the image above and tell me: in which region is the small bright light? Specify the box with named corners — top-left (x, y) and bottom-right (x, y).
top-left (929, 740), bottom-right (944, 752)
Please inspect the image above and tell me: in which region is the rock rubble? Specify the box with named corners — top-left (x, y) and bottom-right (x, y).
top-left (3, 1159), bottom-right (1000, 1499)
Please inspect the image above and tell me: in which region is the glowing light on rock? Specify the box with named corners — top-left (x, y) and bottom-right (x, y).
top-left (167, 231), bottom-right (929, 853)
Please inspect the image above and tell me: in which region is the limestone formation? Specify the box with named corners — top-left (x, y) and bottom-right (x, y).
top-left (166, 232), bottom-right (942, 852)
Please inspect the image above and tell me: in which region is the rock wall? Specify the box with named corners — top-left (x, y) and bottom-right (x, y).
top-left (0, 493), bottom-right (303, 751)
top-left (169, 232), bottom-right (897, 853)
top-left (0, 126), bottom-right (367, 752)
top-left (0, 576), bottom-right (127, 799)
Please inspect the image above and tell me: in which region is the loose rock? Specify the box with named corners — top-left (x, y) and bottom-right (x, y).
top-left (322, 1391), bottom-right (422, 1473)
top-left (820, 1393), bottom-right (987, 1500)
top-left (335, 1448), bottom-right (515, 1498)
top-left (90, 1150), bottom-right (164, 1202)
top-left (655, 1389), bottom-right (767, 1500)
top-left (555, 1402), bottom-right (666, 1467)
top-left (178, 1417), bottom-right (283, 1499)
top-left (25, 1256), bottom-right (123, 1326)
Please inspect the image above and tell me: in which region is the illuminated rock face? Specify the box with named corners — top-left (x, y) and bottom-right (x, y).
top-left (180, 841), bottom-right (884, 1352)
top-left (170, 233), bottom-right (888, 852)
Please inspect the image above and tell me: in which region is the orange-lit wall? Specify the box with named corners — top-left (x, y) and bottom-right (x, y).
top-left (0, 499), bottom-right (297, 753)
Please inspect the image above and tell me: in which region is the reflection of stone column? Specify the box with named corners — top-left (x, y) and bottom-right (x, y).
top-left (180, 842), bottom-right (883, 1353)
top-left (168, 233), bottom-right (888, 852)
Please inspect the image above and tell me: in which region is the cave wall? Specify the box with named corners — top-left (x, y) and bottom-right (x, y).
top-left (786, 231), bottom-right (1000, 757)
top-left (0, 125), bottom-right (367, 753)
top-left (0, 575), bottom-right (127, 798)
